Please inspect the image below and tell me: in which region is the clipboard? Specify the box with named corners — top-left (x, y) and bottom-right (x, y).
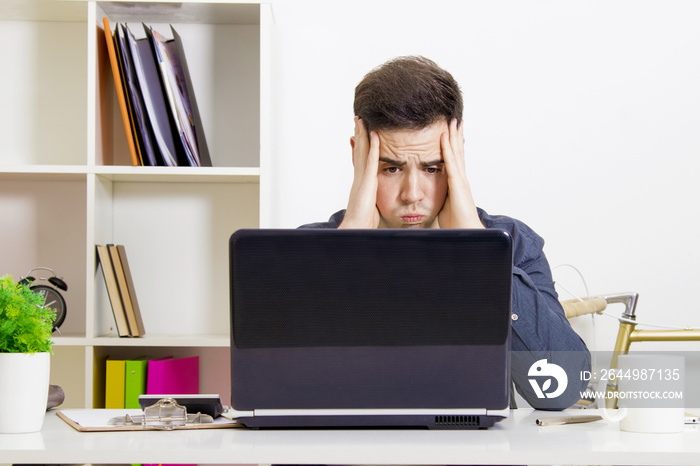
top-left (58, 399), bottom-right (241, 432)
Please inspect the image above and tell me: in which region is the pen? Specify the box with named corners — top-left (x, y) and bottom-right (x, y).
top-left (536, 415), bottom-right (603, 426)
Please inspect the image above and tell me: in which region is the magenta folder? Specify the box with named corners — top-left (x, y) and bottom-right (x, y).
top-left (146, 356), bottom-right (199, 394)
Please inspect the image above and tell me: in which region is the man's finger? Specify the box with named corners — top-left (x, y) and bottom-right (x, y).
top-left (447, 118), bottom-right (466, 176)
top-left (362, 130), bottom-right (380, 181)
top-left (441, 130), bottom-right (455, 173)
top-left (449, 118), bottom-right (460, 150)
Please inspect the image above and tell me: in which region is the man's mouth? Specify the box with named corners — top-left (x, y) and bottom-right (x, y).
top-left (400, 215), bottom-right (425, 224)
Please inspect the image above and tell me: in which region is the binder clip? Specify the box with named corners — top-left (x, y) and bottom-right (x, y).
top-left (123, 398), bottom-right (213, 430)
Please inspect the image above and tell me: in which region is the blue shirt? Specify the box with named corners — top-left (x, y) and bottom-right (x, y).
top-left (300, 208), bottom-right (591, 409)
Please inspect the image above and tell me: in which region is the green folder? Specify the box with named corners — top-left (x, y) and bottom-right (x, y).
top-left (124, 357), bottom-right (149, 409)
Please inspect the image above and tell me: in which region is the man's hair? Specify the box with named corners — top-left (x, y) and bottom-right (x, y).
top-left (353, 56), bottom-right (463, 133)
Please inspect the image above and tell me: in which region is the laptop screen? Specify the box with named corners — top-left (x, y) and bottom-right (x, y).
top-left (230, 229), bottom-right (512, 349)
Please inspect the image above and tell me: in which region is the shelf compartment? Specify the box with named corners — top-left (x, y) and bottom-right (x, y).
top-left (92, 180), bottom-right (259, 338)
top-left (0, 8), bottom-right (87, 166)
top-left (0, 178), bottom-right (87, 336)
top-left (93, 345), bottom-right (231, 408)
top-left (96, 2), bottom-right (261, 169)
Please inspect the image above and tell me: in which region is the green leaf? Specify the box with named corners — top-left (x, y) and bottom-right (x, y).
top-left (0, 275), bottom-right (55, 354)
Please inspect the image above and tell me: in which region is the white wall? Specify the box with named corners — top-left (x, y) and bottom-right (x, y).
top-left (267, 0), bottom-right (700, 369)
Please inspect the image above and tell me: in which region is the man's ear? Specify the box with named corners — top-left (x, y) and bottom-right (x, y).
top-left (350, 136), bottom-right (355, 166)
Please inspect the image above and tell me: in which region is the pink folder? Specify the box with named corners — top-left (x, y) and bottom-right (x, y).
top-left (146, 356), bottom-right (199, 394)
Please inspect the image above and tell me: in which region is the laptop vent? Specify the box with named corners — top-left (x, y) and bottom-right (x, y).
top-left (434, 415), bottom-right (480, 427)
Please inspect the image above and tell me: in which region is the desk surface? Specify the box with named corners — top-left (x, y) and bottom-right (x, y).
top-left (1, 409), bottom-right (698, 465)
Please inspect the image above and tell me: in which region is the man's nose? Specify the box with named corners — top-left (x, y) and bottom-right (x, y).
top-left (400, 169), bottom-right (424, 204)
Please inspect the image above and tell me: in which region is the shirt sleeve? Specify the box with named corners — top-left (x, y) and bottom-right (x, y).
top-left (297, 210), bottom-right (346, 229)
top-left (483, 211), bottom-right (591, 410)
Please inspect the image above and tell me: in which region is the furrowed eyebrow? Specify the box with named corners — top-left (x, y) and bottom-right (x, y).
top-left (379, 157), bottom-right (406, 166)
top-left (420, 159), bottom-right (444, 168)
top-left (379, 157), bottom-right (444, 167)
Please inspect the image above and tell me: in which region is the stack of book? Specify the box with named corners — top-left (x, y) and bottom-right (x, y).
top-left (96, 244), bottom-right (145, 337)
top-left (103, 17), bottom-right (211, 167)
top-left (105, 356), bottom-right (199, 409)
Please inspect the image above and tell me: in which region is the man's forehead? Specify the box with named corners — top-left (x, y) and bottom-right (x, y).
top-left (377, 121), bottom-right (447, 160)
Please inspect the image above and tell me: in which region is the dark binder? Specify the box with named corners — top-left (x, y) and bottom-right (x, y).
top-left (170, 25), bottom-right (212, 167)
top-left (115, 23), bottom-right (160, 167)
top-left (144, 24), bottom-right (201, 167)
top-left (125, 23), bottom-right (180, 166)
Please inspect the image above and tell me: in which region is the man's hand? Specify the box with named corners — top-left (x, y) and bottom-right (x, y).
top-left (437, 119), bottom-right (484, 229)
top-left (339, 117), bottom-right (381, 229)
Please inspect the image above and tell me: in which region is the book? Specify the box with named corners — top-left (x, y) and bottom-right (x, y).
top-left (102, 17), bottom-right (141, 166)
top-left (124, 357), bottom-right (149, 409)
top-left (109, 244), bottom-right (145, 337)
top-left (146, 356), bottom-right (199, 395)
top-left (105, 358), bottom-right (126, 409)
top-left (96, 245), bottom-right (130, 337)
top-left (116, 244), bottom-right (146, 336)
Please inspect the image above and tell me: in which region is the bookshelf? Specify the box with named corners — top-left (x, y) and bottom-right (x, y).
top-left (0, 0), bottom-right (272, 409)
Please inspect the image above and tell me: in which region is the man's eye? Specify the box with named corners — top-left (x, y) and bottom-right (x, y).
top-left (425, 167), bottom-right (441, 174)
top-left (384, 167), bottom-right (400, 174)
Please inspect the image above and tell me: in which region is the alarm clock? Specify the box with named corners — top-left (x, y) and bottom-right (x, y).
top-left (19, 267), bottom-right (68, 333)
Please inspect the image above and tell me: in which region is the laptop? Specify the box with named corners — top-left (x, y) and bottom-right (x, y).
top-left (228, 228), bottom-right (513, 429)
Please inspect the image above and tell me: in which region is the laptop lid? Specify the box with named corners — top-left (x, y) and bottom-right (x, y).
top-left (229, 229), bottom-right (513, 429)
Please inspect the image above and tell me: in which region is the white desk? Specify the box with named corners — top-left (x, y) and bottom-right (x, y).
top-left (1, 409), bottom-right (698, 465)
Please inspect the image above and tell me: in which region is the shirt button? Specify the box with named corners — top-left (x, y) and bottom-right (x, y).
top-left (511, 313), bottom-right (519, 321)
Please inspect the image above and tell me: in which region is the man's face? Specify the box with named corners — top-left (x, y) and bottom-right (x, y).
top-left (375, 121), bottom-right (449, 228)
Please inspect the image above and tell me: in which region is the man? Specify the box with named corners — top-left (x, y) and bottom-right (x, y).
top-left (302, 56), bottom-right (590, 409)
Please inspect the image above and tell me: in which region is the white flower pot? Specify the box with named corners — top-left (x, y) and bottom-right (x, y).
top-left (0, 352), bottom-right (50, 433)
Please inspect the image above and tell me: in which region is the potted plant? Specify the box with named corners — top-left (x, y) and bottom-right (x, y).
top-left (0, 274), bottom-right (55, 433)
